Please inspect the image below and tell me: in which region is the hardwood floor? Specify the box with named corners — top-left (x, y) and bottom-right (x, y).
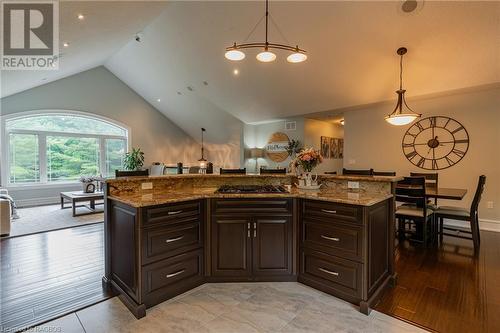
top-left (376, 230), bottom-right (500, 333)
top-left (0, 223), bottom-right (113, 332)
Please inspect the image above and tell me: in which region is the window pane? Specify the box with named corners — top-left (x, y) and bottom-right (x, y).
top-left (9, 133), bottom-right (40, 183)
top-left (47, 136), bottom-right (100, 182)
top-left (105, 139), bottom-right (126, 177)
top-left (7, 115), bottom-right (126, 136)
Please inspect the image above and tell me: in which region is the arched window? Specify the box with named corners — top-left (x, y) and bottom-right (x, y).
top-left (2, 112), bottom-right (129, 185)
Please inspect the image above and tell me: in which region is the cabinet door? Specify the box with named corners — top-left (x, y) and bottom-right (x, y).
top-left (253, 216), bottom-right (292, 276)
top-left (211, 217), bottom-right (252, 277)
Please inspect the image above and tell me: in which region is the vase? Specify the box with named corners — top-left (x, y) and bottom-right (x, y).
top-left (304, 172), bottom-right (318, 187)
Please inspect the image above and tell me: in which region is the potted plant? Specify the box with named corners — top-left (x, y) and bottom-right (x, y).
top-left (123, 147), bottom-right (145, 171)
top-left (291, 148), bottom-right (323, 188)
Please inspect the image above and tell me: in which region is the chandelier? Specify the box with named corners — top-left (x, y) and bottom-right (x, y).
top-left (224, 0), bottom-right (307, 63)
top-left (385, 47), bottom-right (421, 126)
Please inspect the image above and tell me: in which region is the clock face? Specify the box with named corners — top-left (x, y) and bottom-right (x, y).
top-left (402, 116), bottom-right (469, 170)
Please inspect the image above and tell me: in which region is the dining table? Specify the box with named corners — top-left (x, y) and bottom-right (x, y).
top-left (425, 187), bottom-right (468, 200)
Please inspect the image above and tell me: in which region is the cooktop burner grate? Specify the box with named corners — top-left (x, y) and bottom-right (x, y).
top-left (216, 185), bottom-right (289, 194)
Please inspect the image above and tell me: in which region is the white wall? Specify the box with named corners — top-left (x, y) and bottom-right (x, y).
top-left (344, 84), bottom-right (500, 229)
top-left (0, 66), bottom-right (199, 206)
top-left (243, 117), bottom-right (305, 172)
top-left (304, 118), bottom-right (344, 174)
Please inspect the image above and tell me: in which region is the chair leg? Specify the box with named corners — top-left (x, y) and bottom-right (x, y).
top-left (475, 216), bottom-right (481, 245)
top-left (470, 217), bottom-right (480, 250)
top-left (439, 217), bottom-right (444, 242)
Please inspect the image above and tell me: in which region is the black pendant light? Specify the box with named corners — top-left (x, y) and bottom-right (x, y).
top-left (198, 128), bottom-right (207, 169)
top-left (385, 47), bottom-right (421, 126)
top-left (224, 0), bottom-right (307, 63)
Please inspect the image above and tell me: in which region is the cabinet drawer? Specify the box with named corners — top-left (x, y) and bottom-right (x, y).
top-left (303, 200), bottom-right (362, 224)
top-left (143, 200), bottom-right (201, 227)
top-left (212, 198), bottom-right (292, 215)
top-left (302, 219), bottom-right (363, 262)
top-left (300, 248), bottom-right (362, 299)
top-left (143, 219), bottom-right (202, 264)
top-left (142, 249), bottom-right (203, 307)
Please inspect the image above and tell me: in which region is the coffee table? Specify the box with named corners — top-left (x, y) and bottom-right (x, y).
top-left (60, 191), bottom-right (104, 217)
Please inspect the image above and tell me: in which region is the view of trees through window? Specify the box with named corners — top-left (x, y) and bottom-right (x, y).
top-left (6, 113), bottom-right (128, 184)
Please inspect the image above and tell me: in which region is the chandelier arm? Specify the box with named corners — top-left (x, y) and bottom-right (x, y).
top-left (399, 53), bottom-right (403, 90)
top-left (226, 42), bottom-right (306, 53)
top-left (265, 0), bottom-right (269, 45)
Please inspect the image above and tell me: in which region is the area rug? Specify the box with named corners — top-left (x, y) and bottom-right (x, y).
top-left (2, 204), bottom-right (104, 238)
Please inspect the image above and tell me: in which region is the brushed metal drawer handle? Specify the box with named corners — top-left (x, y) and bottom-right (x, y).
top-left (167, 210), bottom-right (183, 215)
top-left (318, 267), bottom-right (339, 276)
top-left (321, 209), bottom-right (337, 214)
top-left (165, 236), bottom-right (184, 243)
top-left (321, 235), bottom-right (340, 242)
top-left (166, 269), bottom-right (185, 278)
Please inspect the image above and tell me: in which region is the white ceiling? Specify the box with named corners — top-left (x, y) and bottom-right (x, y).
top-left (2, 1), bottom-right (498, 143)
top-left (0, 1), bottom-right (167, 98)
top-left (105, 0), bottom-right (499, 126)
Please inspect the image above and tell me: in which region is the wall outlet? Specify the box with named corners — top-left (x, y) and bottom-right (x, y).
top-left (348, 181), bottom-right (360, 189)
top-left (348, 159), bottom-right (356, 165)
top-left (141, 182), bottom-right (153, 190)
top-left (487, 201), bottom-right (494, 209)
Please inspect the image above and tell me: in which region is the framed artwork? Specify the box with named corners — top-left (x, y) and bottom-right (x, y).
top-left (320, 136), bottom-right (343, 159)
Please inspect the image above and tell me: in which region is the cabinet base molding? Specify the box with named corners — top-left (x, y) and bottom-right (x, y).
top-left (206, 275), bottom-right (297, 283)
top-left (110, 279), bottom-right (146, 319)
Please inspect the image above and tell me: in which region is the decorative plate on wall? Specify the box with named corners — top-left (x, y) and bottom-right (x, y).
top-left (402, 116), bottom-right (469, 170)
top-left (265, 132), bottom-right (290, 162)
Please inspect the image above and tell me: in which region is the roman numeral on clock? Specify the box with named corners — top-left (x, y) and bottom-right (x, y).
top-left (429, 117), bottom-right (437, 128)
top-left (451, 126), bottom-right (465, 134)
top-left (406, 151), bottom-right (418, 159)
top-left (416, 157), bottom-right (426, 168)
top-left (452, 149), bottom-right (465, 157)
top-left (432, 159), bottom-right (438, 170)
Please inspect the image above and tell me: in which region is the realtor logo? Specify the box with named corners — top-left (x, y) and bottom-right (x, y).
top-left (1, 1), bottom-right (59, 70)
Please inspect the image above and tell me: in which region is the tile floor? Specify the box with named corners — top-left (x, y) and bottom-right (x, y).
top-left (36, 282), bottom-right (426, 333)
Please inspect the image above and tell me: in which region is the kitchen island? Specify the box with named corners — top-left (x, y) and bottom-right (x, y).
top-left (103, 174), bottom-right (400, 318)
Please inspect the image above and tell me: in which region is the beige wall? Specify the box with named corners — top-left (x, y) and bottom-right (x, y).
top-left (344, 85), bottom-right (500, 226)
top-left (304, 119), bottom-right (344, 175)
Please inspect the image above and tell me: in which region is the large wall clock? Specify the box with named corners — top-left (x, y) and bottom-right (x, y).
top-left (402, 116), bottom-right (469, 170)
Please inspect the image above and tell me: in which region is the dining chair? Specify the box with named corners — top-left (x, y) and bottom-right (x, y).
top-left (260, 168), bottom-right (286, 174)
top-left (342, 168), bottom-right (374, 176)
top-left (395, 176), bottom-right (435, 245)
top-left (410, 172), bottom-right (439, 206)
top-left (188, 166), bottom-right (201, 174)
top-left (324, 171), bottom-right (337, 175)
top-left (115, 169), bottom-right (149, 177)
top-left (373, 171), bottom-right (396, 176)
top-left (220, 168), bottom-right (247, 174)
top-left (435, 175), bottom-right (486, 251)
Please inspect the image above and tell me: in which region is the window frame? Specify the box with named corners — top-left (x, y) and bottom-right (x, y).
top-left (1, 110), bottom-right (130, 189)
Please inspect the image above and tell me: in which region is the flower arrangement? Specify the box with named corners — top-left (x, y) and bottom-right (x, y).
top-left (291, 148), bottom-right (323, 173)
top-left (285, 139), bottom-right (302, 157)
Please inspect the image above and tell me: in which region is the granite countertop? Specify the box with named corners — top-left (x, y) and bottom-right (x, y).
top-left (106, 173), bottom-right (402, 183)
top-left (108, 187), bottom-right (393, 208)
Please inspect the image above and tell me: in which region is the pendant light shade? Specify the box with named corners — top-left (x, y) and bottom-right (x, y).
top-left (385, 47), bottom-right (421, 126)
top-left (287, 50), bottom-right (307, 63)
top-left (225, 44), bottom-right (246, 61)
top-left (198, 128), bottom-right (207, 170)
top-left (256, 49), bottom-right (276, 62)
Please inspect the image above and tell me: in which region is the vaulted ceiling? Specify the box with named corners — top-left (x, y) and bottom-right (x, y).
top-left (2, 1), bottom-right (499, 143)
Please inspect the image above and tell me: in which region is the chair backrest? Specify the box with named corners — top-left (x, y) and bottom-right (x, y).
top-left (470, 175), bottom-right (486, 218)
top-left (395, 176), bottom-right (427, 210)
top-left (373, 171), bottom-right (396, 176)
top-left (260, 168), bottom-right (286, 174)
top-left (343, 168), bottom-right (374, 176)
top-left (410, 172), bottom-right (438, 189)
top-left (188, 166), bottom-right (200, 174)
top-left (115, 169), bottom-right (149, 178)
top-left (220, 168), bottom-right (246, 175)
top-left (324, 171), bottom-right (337, 175)
top-left (150, 163), bottom-right (165, 176)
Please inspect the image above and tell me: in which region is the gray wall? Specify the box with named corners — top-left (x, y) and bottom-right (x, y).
top-left (1, 66), bottom-right (199, 206)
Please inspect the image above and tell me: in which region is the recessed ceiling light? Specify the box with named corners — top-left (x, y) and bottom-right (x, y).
top-left (63, 42), bottom-right (69, 48)
top-left (203, 81), bottom-right (208, 86)
top-left (177, 91), bottom-right (182, 95)
top-left (157, 98), bottom-right (161, 102)
top-left (401, 0), bottom-right (418, 13)
top-left (233, 69), bottom-right (239, 75)
top-left (187, 86), bottom-right (193, 91)
top-left (77, 14), bottom-right (85, 20)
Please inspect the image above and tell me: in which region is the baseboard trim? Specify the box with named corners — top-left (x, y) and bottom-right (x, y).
top-left (444, 218), bottom-right (500, 233)
top-left (16, 196), bottom-right (60, 208)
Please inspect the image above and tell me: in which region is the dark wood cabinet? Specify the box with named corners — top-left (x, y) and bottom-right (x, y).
top-left (298, 199), bottom-right (393, 314)
top-left (252, 216), bottom-right (292, 276)
top-left (211, 217), bottom-right (252, 278)
top-left (210, 199), bottom-right (294, 280)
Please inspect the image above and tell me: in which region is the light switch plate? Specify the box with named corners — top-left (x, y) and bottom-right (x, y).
top-left (141, 182), bottom-right (153, 190)
top-left (487, 201), bottom-right (494, 209)
top-left (348, 181), bottom-right (359, 189)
